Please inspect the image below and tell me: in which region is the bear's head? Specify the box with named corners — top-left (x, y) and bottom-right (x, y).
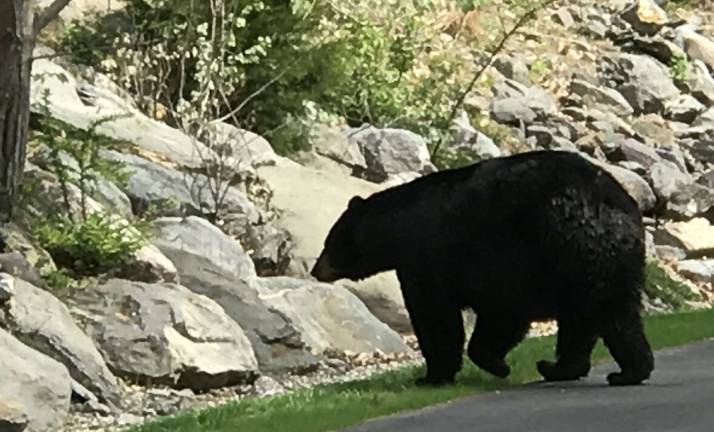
top-left (311, 195), bottom-right (375, 283)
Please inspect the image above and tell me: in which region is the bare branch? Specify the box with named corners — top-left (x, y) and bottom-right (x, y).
top-left (430, 0), bottom-right (557, 159)
top-left (34, 0), bottom-right (72, 34)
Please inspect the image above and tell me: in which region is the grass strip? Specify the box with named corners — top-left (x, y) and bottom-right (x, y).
top-left (131, 308), bottom-right (714, 432)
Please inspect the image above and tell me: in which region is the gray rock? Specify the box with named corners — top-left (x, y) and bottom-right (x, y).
top-left (677, 259), bottom-right (714, 284)
top-left (311, 124), bottom-right (367, 170)
top-left (0, 277), bottom-right (122, 406)
top-left (0, 223), bottom-right (56, 276)
top-left (552, 7), bottom-right (575, 28)
top-left (253, 376), bottom-right (284, 397)
top-left (0, 328), bottom-right (71, 432)
top-left (493, 55), bottom-right (530, 85)
top-left (490, 80), bottom-right (557, 125)
top-left (648, 160), bottom-right (691, 201)
top-left (587, 157), bottom-right (656, 211)
top-left (655, 245), bottom-right (687, 261)
top-left (693, 106), bottom-right (714, 128)
top-left (229, 222), bottom-right (294, 277)
top-left (619, 0), bottom-right (669, 36)
top-left (677, 28), bottom-right (714, 71)
top-left (153, 216), bottom-right (257, 280)
top-left (206, 122), bottom-right (280, 168)
top-left (0, 253), bottom-right (45, 290)
top-left (100, 150), bottom-right (260, 222)
top-left (449, 111), bottom-right (502, 159)
top-left (645, 230), bottom-right (657, 258)
top-left (490, 99), bottom-right (538, 124)
top-left (656, 144), bottom-right (689, 173)
top-left (667, 182), bottom-right (714, 220)
top-left (29, 147), bottom-right (133, 218)
top-left (0, 273), bottom-right (14, 304)
top-left (348, 126), bottom-right (435, 182)
top-left (570, 79), bottom-right (634, 116)
top-left (30, 59), bottom-right (221, 168)
top-left (689, 137), bottom-right (714, 166)
top-left (617, 139), bottom-right (661, 169)
top-left (685, 60), bottom-right (714, 105)
top-left (118, 243), bottom-right (179, 284)
top-left (631, 114), bottom-right (677, 147)
top-left (664, 94), bottom-right (706, 123)
top-left (257, 277), bottom-right (411, 356)
top-left (173, 264), bottom-right (319, 374)
top-left (71, 380), bottom-right (113, 416)
top-left (600, 53), bottom-right (680, 114)
top-left (0, 396), bottom-right (28, 432)
top-left (72, 279), bottom-right (259, 390)
top-left (654, 218), bottom-right (714, 257)
top-left (696, 169), bottom-right (714, 189)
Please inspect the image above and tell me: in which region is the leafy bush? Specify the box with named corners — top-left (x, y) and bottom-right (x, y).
top-left (644, 261), bottom-right (701, 312)
top-left (57, 1), bottom-right (494, 153)
top-left (34, 213), bottom-right (150, 277)
top-left (27, 111), bottom-right (151, 277)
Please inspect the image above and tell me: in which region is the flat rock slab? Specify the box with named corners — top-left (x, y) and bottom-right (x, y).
top-left (345, 339), bottom-right (714, 432)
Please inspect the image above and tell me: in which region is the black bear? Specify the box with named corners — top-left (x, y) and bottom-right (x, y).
top-left (311, 150), bottom-right (654, 387)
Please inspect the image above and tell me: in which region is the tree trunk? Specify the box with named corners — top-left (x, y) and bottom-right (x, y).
top-left (0, 0), bottom-right (35, 222)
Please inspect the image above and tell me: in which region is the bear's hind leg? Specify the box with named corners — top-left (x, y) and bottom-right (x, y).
top-left (602, 307), bottom-right (654, 386)
top-left (537, 316), bottom-right (598, 382)
top-left (467, 312), bottom-right (529, 379)
top-left (399, 275), bottom-right (465, 386)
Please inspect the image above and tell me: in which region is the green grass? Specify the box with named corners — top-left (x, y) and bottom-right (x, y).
top-left (130, 309), bottom-right (714, 432)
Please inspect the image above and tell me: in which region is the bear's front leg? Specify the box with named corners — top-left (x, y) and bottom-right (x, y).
top-left (537, 316), bottom-right (597, 382)
top-left (467, 311), bottom-right (529, 379)
top-left (398, 271), bottom-right (465, 387)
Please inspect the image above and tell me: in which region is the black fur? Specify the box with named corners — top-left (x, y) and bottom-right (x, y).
top-left (311, 150), bottom-right (654, 386)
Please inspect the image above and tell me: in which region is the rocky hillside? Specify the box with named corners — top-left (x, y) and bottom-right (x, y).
top-left (1, 0), bottom-right (714, 431)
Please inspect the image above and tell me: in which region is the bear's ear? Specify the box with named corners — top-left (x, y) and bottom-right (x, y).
top-left (348, 195), bottom-right (365, 210)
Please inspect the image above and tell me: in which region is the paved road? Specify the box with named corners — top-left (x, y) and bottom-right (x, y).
top-left (344, 339), bottom-right (714, 432)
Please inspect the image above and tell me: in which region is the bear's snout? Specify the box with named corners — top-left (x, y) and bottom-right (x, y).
top-left (311, 254), bottom-right (339, 282)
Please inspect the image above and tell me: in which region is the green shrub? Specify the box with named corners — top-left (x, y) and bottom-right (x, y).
top-left (28, 102), bottom-right (151, 278)
top-left (644, 261), bottom-right (701, 312)
top-left (34, 213), bottom-right (150, 277)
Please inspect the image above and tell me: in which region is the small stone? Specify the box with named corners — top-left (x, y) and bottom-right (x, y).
top-left (552, 8), bottom-right (575, 28)
top-left (0, 397), bottom-right (28, 432)
top-left (664, 94), bottom-right (706, 124)
top-left (619, 0), bottom-right (669, 36)
top-left (656, 245), bottom-right (687, 262)
top-left (677, 260), bottom-right (714, 284)
top-left (0, 273), bottom-right (15, 303)
top-left (117, 413), bottom-right (144, 426)
top-left (253, 376), bottom-right (284, 397)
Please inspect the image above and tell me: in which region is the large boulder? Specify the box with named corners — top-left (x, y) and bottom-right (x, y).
top-left (152, 216), bottom-right (257, 280)
top-left (71, 279), bottom-right (259, 391)
top-left (347, 126), bottom-right (435, 182)
top-left (206, 122), bottom-right (280, 167)
top-left (0, 328), bottom-right (71, 432)
top-left (654, 218), bottom-right (714, 258)
top-left (257, 277), bottom-right (410, 356)
top-left (599, 53), bottom-right (679, 114)
top-left (256, 159), bottom-right (412, 332)
top-left (163, 256), bottom-right (319, 373)
top-left (619, 0), bottom-right (669, 36)
top-left (587, 157), bottom-right (657, 211)
top-left (0, 396), bottom-right (28, 432)
top-left (0, 277), bottom-right (121, 406)
top-left (489, 79), bottom-right (557, 125)
top-left (30, 58), bottom-right (216, 168)
top-left (569, 79), bottom-right (634, 117)
top-left (100, 150), bottom-right (260, 222)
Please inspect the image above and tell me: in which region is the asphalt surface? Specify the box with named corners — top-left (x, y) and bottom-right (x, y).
top-left (344, 339), bottom-right (714, 432)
